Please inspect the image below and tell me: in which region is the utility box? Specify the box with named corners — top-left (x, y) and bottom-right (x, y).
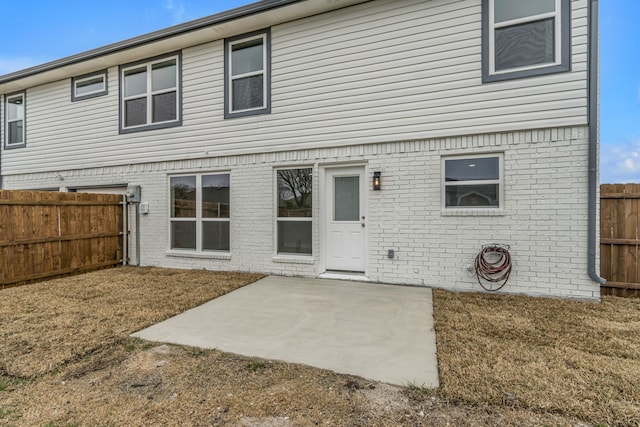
top-left (126, 185), bottom-right (141, 202)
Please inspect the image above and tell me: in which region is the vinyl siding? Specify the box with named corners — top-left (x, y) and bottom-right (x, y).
top-left (1, 0), bottom-right (589, 175)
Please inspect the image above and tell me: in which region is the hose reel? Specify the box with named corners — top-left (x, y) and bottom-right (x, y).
top-left (474, 243), bottom-right (512, 292)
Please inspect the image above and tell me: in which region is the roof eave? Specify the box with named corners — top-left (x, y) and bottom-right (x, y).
top-left (0, 0), bottom-right (305, 85)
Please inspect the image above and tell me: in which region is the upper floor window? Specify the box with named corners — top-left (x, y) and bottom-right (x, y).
top-left (224, 29), bottom-right (271, 118)
top-left (120, 53), bottom-right (181, 133)
top-left (442, 154), bottom-right (503, 209)
top-left (5, 92), bottom-right (26, 148)
top-left (72, 70), bottom-right (107, 101)
top-left (482, 0), bottom-right (570, 82)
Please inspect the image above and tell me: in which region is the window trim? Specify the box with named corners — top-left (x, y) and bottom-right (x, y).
top-left (168, 172), bottom-right (231, 254)
top-left (482, 0), bottom-right (571, 83)
top-left (275, 166), bottom-right (313, 256)
top-left (119, 51), bottom-right (182, 133)
top-left (4, 91), bottom-right (26, 149)
top-left (224, 28), bottom-right (271, 119)
top-left (441, 153), bottom-right (504, 210)
top-left (71, 70), bottom-right (108, 101)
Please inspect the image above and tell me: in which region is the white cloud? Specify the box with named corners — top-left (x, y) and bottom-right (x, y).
top-left (601, 138), bottom-right (640, 184)
top-left (165, 0), bottom-right (191, 24)
top-left (0, 56), bottom-right (40, 76)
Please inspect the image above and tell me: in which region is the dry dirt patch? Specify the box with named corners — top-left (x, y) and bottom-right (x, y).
top-left (0, 267), bottom-right (264, 378)
top-left (1, 339), bottom-right (586, 427)
top-left (1, 269), bottom-right (639, 426)
top-left (433, 290), bottom-right (640, 426)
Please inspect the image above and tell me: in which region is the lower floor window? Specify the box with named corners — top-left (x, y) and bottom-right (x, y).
top-left (170, 173), bottom-right (230, 251)
top-left (277, 168), bottom-right (312, 255)
top-left (443, 154), bottom-right (503, 208)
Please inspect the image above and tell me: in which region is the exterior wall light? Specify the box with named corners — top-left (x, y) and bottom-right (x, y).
top-left (373, 171), bottom-right (381, 190)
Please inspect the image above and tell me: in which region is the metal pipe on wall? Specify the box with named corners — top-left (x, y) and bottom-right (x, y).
top-left (122, 194), bottom-right (128, 266)
top-left (588, 0), bottom-right (606, 285)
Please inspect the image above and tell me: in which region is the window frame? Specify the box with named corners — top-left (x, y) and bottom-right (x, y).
top-left (119, 52), bottom-right (182, 133)
top-left (275, 167), bottom-right (313, 256)
top-left (482, 0), bottom-right (571, 83)
top-left (224, 28), bottom-right (271, 119)
top-left (441, 153), bottom-right (504, 210)
top-left (71, 70), bottom-right (108, 101)
top-left (168, 172), bottom-right (231, 254)
top-left (4, 92), bottom-right (26, 149)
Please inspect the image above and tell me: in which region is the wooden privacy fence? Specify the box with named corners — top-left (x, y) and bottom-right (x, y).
top-left (600, 183), bottom-right (640, 297)
top-left (0, 190), bottom-right (124, 288)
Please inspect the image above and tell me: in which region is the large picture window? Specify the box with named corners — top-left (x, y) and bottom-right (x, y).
top-left (5, 92), bottom-right (26, 148)
top-left (443, 154), bottom-right (503, 209)
top-left (276, 168), bottom-right (312, 255)
top-left (225, 29), bottom-right (270, 118)
top-left (482, 0), bottom-right (570, 82)
top-left (120, 53), bottom-right (181, 132)
top-left (170, 173), bottom-right (230, 252)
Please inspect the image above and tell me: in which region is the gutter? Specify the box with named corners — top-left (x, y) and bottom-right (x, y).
top-left (588, 0), bottom-right (606, 285)
top-left (0, 0), bottom-right (308, 189)
top-left (0, 0), bottom-right (305, 85)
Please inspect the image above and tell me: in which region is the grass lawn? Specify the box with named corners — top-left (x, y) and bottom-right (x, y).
top-left (0, 267), bottom-right (639, 426)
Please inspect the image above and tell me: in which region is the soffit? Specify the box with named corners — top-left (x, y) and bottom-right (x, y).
top-left (0, 0), bottom-right (370, 94)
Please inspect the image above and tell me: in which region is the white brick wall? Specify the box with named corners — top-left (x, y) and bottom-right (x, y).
top-left (3, 125), bottom-right (599, 299)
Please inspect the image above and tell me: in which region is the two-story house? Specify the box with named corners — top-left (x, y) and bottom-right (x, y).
top-left (0, 0), bottom-right (604, 299)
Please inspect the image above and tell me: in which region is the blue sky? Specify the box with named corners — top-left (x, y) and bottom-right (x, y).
top-left (0, 0), bottom-right (637, 184)
top-left (599, 1), bottom-right (640, 183)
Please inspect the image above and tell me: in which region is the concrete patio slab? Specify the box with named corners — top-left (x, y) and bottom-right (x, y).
top-left (132, 276), bottom-right (439, 387)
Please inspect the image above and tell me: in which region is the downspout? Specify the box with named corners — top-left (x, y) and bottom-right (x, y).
top-left (135, 201), bottom-right (141, 266)
top-left (122, 194), bottom-right (128, 266)
top-left (588, 0), bottom-right (606, 284)
top-left (0, 100), bottom-right (3, 190)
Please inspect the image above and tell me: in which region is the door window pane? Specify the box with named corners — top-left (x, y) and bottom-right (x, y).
top-left (277, 221), bottom-right (312, 255)
top-left (232, 39), bottom-right (263, 76)
top-left (494, 0), bottom-right (555, 23)
top-left (171, 221), bottom-right (196, 249)
top-left (203, 221), bottom-right (230, 251)
top-left (495, 19), bottom-right (555, 71)
top-left (202, 174), bottom-right (230, 218)
top-left (152, 60), bottom-right (177, 91)
top-left (170, 176), bottom-right (196, 218)
top-left (334, 176), bottom-right (359, 221)
top-left (445, 157), bottom-right (500, 181)
top-left (124, 68), bottom-right (147, 97)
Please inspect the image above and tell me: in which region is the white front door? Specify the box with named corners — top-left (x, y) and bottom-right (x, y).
top-left (324, 167), bottom-right (366, 272)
